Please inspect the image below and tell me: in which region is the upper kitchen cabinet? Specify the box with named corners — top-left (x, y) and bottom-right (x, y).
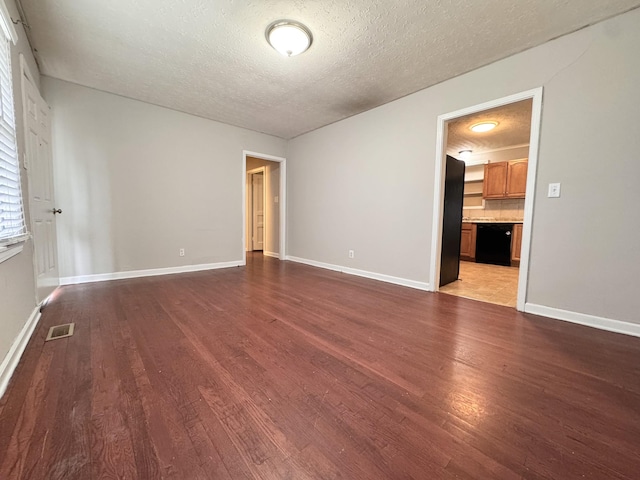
top-left (482, 162), bottom-right (508, 198)
top-left (483, 159), bottom-right (528, 199)
top-left (505, 159), bottom-right (528, 198)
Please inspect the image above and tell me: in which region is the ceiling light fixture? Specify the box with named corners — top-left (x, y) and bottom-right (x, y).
top-left (458, 150), bottom-right (473, 160)
top-left (470, 121), bottom-right (498, 133)
top-left (266, 20), bottom-right (312, 57)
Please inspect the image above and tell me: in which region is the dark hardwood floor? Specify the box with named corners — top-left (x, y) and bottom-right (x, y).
top-left (1, 253), bottom-right (639, 479)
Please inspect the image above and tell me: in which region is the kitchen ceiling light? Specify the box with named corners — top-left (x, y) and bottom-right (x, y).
top-left (458, 150), bottom-right (473, 160)
top-left (470, 121), bottom-right (498, 133)
top-left (266, 21), bottom-right (312, 57)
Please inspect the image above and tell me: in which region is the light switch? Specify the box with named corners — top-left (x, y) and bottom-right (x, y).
top-left (548, 183), bottom-right (561, 198)
top-left (274, 196), bottom-right (279, 203)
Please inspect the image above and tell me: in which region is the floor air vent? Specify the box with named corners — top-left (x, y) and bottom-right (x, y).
top-left (45, 323), bottom-right (75, 342)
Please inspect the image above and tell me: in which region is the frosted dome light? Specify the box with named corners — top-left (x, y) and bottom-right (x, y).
top-left (266, 21), bottom-right (312, 57)
top-left (470, 121), bottom-right (498, 133)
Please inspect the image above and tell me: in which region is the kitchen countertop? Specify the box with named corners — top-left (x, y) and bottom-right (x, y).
top-left (462, 218), bottom-right (523, 223)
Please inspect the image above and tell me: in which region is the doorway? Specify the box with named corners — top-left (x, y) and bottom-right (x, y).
top-left (242, 151), bottom-right (286, 264)
top-left (430, 89), bottom-right (543, 311)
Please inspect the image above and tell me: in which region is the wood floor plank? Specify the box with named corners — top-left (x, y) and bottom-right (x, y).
top-left (118, 288), bottom-right (230, 480)
top-left (40, 302), bottom-right (92, 480)
top-left (0, 338), bottom-right (59, 478)
top-left (88, 294), bottom-right (139, 479)
top-left (1, 253), bottom-right (639, 479)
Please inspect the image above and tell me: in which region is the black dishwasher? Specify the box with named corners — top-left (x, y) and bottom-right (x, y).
top-left (475, 223), bottom-right (513, 266)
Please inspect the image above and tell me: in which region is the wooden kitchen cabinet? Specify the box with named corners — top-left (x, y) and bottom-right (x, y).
top-left (511, 223), bottom-right (523, 266)
top-left (482, 162), bottom-right (508, 199)
top-left (483, 159), bottom-right (528, 199)
top-left (460, 223), bottom-right (476, 261)
top-left (505, 160), bottom-right (528, 198)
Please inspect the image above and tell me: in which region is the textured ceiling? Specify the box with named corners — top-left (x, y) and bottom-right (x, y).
top-left (21, 0), bottom-right (640, 139)
top-left (446, 99), bottom-right (533, 156)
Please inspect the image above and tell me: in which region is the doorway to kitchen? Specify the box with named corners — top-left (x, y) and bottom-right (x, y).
top-left (429, 89), bottom-right (543, 311)
top-left (242, 151), bottom-right (287, 264)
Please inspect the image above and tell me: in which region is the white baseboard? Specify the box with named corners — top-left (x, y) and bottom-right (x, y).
top-left (263, 251), bottom-right (280, 259)
top-left (524, 303), bottom-right (640, 338)
top-left (286, 255), bottom-right (430, 291)
top-left (0, 305), bottom-right (41, 400)
top-left (60, 260), bottom-right (244, 285)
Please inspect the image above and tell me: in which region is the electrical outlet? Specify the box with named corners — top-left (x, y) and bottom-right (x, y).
top-left (179, 248), bottom-right (185, 257)
top-left (548, 182), bottom-right (561, 198)
top-left (348, 250), bottom-right (354, 259)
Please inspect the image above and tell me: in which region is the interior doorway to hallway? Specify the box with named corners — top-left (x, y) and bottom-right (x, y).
top-left (242, 151), bottom-right (287, 264)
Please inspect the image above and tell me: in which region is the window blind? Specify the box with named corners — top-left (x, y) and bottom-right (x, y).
top-left (0, 34), bottom-right (25, 245)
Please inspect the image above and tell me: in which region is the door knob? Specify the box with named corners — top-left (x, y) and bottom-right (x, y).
top-left (52, 208), bottom-right (62, 214)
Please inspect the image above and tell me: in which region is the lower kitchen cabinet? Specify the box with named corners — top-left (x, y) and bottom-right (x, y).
top-left (511, 223), bottom-right (523, 266)
top-left (460, 223), bottom-right (476, 261)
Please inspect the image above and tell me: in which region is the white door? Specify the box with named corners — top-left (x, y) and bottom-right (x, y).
top-left (21, 57), bottom-right (59, 302)
top-left (251, 172), bottom-right (264, 251)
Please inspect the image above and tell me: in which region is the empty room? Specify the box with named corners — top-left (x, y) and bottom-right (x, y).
top-left (1, 1), bottom-right (640, 479)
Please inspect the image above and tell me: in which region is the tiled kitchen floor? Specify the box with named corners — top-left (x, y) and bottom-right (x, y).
top-left (439, 260), bottom-right (520, 307)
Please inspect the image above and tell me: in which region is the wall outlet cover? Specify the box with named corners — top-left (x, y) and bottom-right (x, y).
top-left (548, 183), bottom-right (561, 198)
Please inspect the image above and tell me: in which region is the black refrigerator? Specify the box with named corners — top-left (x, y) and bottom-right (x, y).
top-left (439, 155), bottom-right (465, 287)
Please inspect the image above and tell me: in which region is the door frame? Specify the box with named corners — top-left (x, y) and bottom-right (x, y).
top-left (246, 166), bottom-right (266, 252)
top-left (429, 88), bottom-right (543, 311)
top-left (242, 151), bottom-right (286, 264)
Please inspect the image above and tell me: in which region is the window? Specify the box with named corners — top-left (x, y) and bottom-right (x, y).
top-left (0, 5), bottom-right (25, 248)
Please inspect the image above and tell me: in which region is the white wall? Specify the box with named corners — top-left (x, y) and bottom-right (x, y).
top-left (0, 0), bottom-right (41, 372)
top-left (42, 78), bottom-right (286, 279)
top-left (287, 8), bottom-right (640, 325)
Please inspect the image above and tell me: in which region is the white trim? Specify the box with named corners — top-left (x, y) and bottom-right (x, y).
top-left (0, 232), bottom-right (30, 247)
top-left (286, 255), bottom-right (430, 291)
top-left (475, 143), bottom-right (530, 154)
top-left (0, 0), bottom-right (18, 45)
top-left (429, 87), bottom-right (543, 314)
top-left (0, 305), bottom-right (41, 399)
top-left (0, 242), bottom-right (23, 263)
top-left (263, 251), bottom-right (279, 258)
top-left (463, 143), bottom-right (531, 157)
top-left (60, 260), bottom-right (243, 285)
top-left (516, 90), bottom-right (543, 311)
top-left (456, 144), bottom-right (531, 167)
top-left (525, 303), bottom-right (640, 338)
top-left (242, 150), bottom-right (287, 263)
